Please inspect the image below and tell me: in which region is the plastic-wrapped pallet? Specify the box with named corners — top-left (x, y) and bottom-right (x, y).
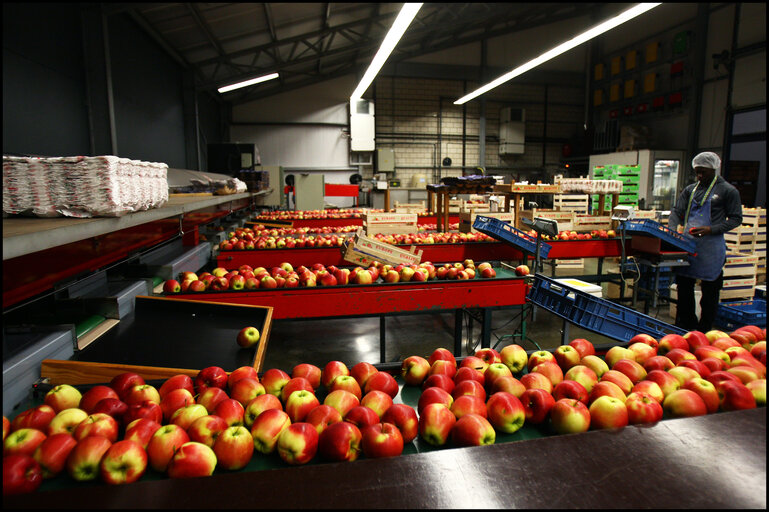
top-left (3, 155), bottom-right (168, 218)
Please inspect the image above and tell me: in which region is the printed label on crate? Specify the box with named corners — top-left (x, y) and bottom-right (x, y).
top-left (365, 213), bottom-right (418, 224)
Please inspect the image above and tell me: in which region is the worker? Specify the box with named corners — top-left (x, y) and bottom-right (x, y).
top-left (668, 151), bottom-right (742, 332)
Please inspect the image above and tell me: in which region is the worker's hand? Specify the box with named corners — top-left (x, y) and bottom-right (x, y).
top-left (688, 226), bottom-right (712, 237)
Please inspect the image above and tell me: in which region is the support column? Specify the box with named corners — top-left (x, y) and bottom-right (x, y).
top-left (81, 5), bottom-right (117, 155)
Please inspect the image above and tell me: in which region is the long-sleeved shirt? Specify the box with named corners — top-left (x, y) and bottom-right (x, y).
top-left (668, 175), bottom-right (743, 235)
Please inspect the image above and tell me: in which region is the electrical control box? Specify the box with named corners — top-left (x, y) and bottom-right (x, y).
top-left (376, 148), bottom-right (394, 172)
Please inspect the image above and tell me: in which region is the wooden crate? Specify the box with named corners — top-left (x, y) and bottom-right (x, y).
top-left (573, 214), bottom-right (612, 231)
top-left (553, 194), bottom-right (589, 214)
top-left (364, 212), bottom-right (418, 235)
top-left (742, 207), bottom-right (767, 227)
top-left (461, 202), bottom-right (491, 213)
top-left (459, 211), bottom-right (514, 233)
top-left (516, 209), bottom-right (574, 231)
top-left (493, 183), bottom-right (561, 194)
top-left (393, 201), bottom-right (426, 214)
top-left (633, 210), bottom-right (657, 220)
top-left (556, 258), bottom-right (584, 269)
top-left (725, 225), bottom-right (756, 245)
top-left (342, 229), bottom-right (422, 267)
top-left (721, 276), bottom-right (757, 301)
top-left (724, 252), bottom-right (759, 278)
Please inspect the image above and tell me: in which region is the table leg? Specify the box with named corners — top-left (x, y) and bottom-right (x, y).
top-left (427, 190), bottom-right (434, 214)
top-left (436, 192), bottom-right (443, 232)
top-left (443, 194), bottom-right (450, 232)
top-left (454, 309), bottom-right (463, 356)
top-left (380, 316), bottom-right (386, 363)
top-left (481, 308), bottom-right (492, 349)
top-left (384, 189), bottom-right (390, 212)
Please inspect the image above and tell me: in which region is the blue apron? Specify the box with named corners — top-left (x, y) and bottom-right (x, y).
top-left (677, 177), bottom-right (726, 281)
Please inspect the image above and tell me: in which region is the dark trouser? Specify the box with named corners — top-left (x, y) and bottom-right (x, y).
top-left (675, 272), bottom-right (724, 332)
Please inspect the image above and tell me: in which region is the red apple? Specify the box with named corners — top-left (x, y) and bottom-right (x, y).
top-left (276, 422), bottom-right (319, 465)
top-left (78, 385), bottom-right (120, 414)
top-left (321, 361), bottom-right (350, 389)
top-left (123, 418), bottom-right (162, 450)
top-left (318, 421), bottom-right (362, 462)
top-left (417, 387), bottom-right (454, 415)
top-left (109, 373), bottom-right (146, 401)
top-left (360, 390), bottom-right (394, 419)
top-left (474, 348), bottom-right (502, 365)
top-left (46, 408), bottom-right (88, 436)
top-left (451, 414), bottom-right (495, 447)
top-left (72, 413), bottom-right (119, 443)
top-left (520, 372), bottom-right (553, 394)
top-left (611, 359), bottom-right (647, 385)
top-left (563, 365), bottom-right (599, 394)
top-left (486, 391), bottom-right (525, 434)
top-left (401, 356), bottom-right (431, 386)
top-left (89, 399), bottom-right (127, 425)
top-left (605, 346), bottom-right (636, 368)
top-left (718, 381), bottom-right (757, 411)
top-left (422, 374), bottom-right (456, 394)
top-left (550, 398), bottom-right (591, 434)
top-left (624, 392), bottom-right (664, 424)
top-left (643, 355), bottom-right (675, 373)
top-left (4, 428), bottom-right (47, 458)
top-left (628, 333), bottom-right (659, 350)
top-left (66, 435), bottom-right (113, 481)
top-left (230, 378), bottom-right (265, 407)
top-left (31, 432), bottom-right (77, 479)
top-left (197, 387), bottom-right (229, 414)
top-left (99, 439), bottom-right (148, 485)
top-left (627, 342), bottom-right (657, 365)
top-left (677, 359), bottom-right (711, 379)
top-left (213, 398), bottom-right (246, 427)
top-left (250, 409), bottom-right (291, 454)
top-left (160, 388), bottom-right (195, 423)
top-left (428, 348), bottom-right (457, 367)
top-left (292, 363), bottom-right (322, 390)
top-left (284, 390), bottom-right (319, 423)
top-left (323, 389), bottom-right (360, 418)
top-left (122, 400), bottom-right (163, 426)
top-left (552, 380), bottom-right (589, 405)
top-left (159, 375), bottom-right (195, 399)
top-left (589, 381), bottom-right (627, 404)
top-left (499, 344), bottom-right (528, 374)
top-left (568, 338), bottom-right (596, 359)
top-left (244, 394), bottom-right (283, 429)
top-left (454, 366), bottom-right (485, 387)
top-left (363, 371), bottom-right (399, 398)
top-left (380, 404), bottom-right (419, 444)
top-left (665, 348), bottom-right (697, 366)
top-left (212, 425), bottom-right (253, 471)
top-left (236, 327), bottom-right (261, 348)
top-left (3, 454), bottom-right (43, 495)
top-left (460, 355), bottom-right (488, 374)
top-left (681, 378), bottom-right (720, 414)
top-left (658, 334), bottom-right (690, 355)
top-left (644, 370), bottom-right (682, 398)
top-left (11, 405), bottom-right (56, 433)
top-left (580, 355), bottom-right (609, 380)
top-left (527, 350), bottom-right (556, 372)
top-left (588, 395), bottom-right (628, 429)
top-left (683, 330), bottom-right (710, 351)
top-left (663, 389), bottom-right (708, 417)
top-left (554, 345), bottom-right (582, 371)
top-left (520, 388), bottom-right (556, 424)
top-left (305, 405), bottom-right (343, 435)
top-left (746, 379), bottom-right (766, 406)
top-left (531, 361), bottom-right (564, 388)
top-left (631, 380), bottom-right (665, 404)
top-left (418, 402), bottom-right (457, 446)
top-left (281, 377), bottom-right (316, 404)
top-left (186, 415), bottom-right (229, 448)
top-left (261, 368), bottom-right (291, 398)
top-left (350, 361), bottom-right (379, 389)
top-left (167, 441), bottom-right (217, 478)
top-left (194, 366), bottom-right (228, 394)
top-left (343, 406), bottom-right (380, 430)
top-left (695, 345), bottom-right (731, 364)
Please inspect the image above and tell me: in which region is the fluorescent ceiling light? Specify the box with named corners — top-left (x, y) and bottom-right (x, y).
top-left (350, 3), bottom-right (423, 101)
top-left (218, 72), bottom-right (280, 93)
top-left (454, 3), bottom-right (661, 105)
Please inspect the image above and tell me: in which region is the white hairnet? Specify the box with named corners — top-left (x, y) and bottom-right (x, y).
top-left (692, 152), bottom-right (721, 171)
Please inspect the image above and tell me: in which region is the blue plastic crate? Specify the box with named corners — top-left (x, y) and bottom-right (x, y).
top-left (715, 299), bottom-right (767, 330)
top-left (473, 216), bottom-right (552, 258)
top-left (527, 274), bottom-right (687, 343)
top-left (621, 218), bottom-right (697, 254)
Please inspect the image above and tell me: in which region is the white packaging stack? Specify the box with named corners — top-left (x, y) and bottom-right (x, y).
top-left (3, 155), bottom-right (168, 218)
top-left (589, 179), bottom-right (623, 193)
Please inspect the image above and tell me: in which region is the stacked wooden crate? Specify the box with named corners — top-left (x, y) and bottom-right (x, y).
top-left (553, 194), bottom-right (590, 214)
top-left (721, 251), bottom-right (759, 301)
top-left (363, 212), bottom-right (418, 235)
top-left (725, 207), bottom-right (766, 284)
top-left (393, 201), bottom-right (426, 214)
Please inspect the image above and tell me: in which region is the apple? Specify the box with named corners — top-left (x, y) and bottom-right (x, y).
top-left (624, 392), bottom-right (664, 424)
top-left (580, 355), bottom-right (609, 379)
top-left (531, 362), bottom-right (563, 388)
top-left (122, 400), bottom-right (163, 426)
top-left (451, 379), bottom-right (487, 402)
top-left (499, 344), bottom-right (528, 374)
top-left (123, 418), bottom-right (162, 450)
top-left (631, 380), bottom-right (665, 404)
top-left (124, 384), bottom-right (161, 407)
top-left (321, 361), bottom-right (350, 389)
top-left (363, 371), bottom-right (399, 398)
top-left (480, 267), bottom-right (497, 278)
top-left (643, 355), bottom-right (675, 373)
top-left (428, 348), bottom-right (457, 367)
top-left (667, 366), bottom-right (701, 387)
top-left (665, 348), bottom-right (697, 366)
top-left (552, 380), bottom-right (589, 405)
top-left (429, 359), bottom-right (458, 380)
top-left (417, 387), bottom-right (454, 415)
top-left (230, 378), bottom-right (265, 407)
top-left (700, 357), bottom-right (727, 373)
top-left (236, 326), bottom-right (261, 348)
top-left (318, 421), bottom-right (362, 462)
top-left (611, 359), bottom-right (647, 385)
top-left (694, 346), bottom-right (730, 364)
top-left (627, 342), bottom-right (657, 365)
top-left (78, 385), bottom-right (120, 414)
top-left (163, 279), bottom-right (181, 293)
top-left (213, 398), bottom-right (246, 427)
top-left (718, 381), bottom-right (757, 411)
top-left (47, 408), bottom-right (89, 436)
top-left (343, 405), bottom-right (380, 431)
top-left (328, 375), bottom-right (362, 401)
top-left (281, 377), bottom-right (316, 403)
top-left (588, 396), bottom-right (628, 430)
top-left (563, 365), bottom-right (599, 394)
top-left (663, 389), bottom-right (708, 417)
top-left (568, 338), bottom-right (596, 359)
top-left (712, 337), bottom-right (741, 351)
top-left (323, 389), bottom-right (360, 418)
top-left (750, 341), bottom-right (766, 359)
top-left (554, 345), bottom-right (581, 371)
top-left (250, 409), bottom-right (292, 454)
top-left (195, 366), bottom-right (228, 394)
top-left (159, 374), bottom-right (195, 399)
top-left (188, 280), bottom-right (206, 292)
top-left (360, 390), bottom-right (394, 419)
top-left (11, 405), bottom-right (56, 433)
top-left (261, 368), bottom-right (291, 398)
top-left (276, 422), bottom-right (319, 465)
top-left (380, 404), bottom-right (419, 444)
top-left (211, 267), bottom-right (228, 278)
top-left (167, 441), bottom-right (217, 478)
top-left (485, 391), bottom-right (525, 434)
top-left (243, 394), bottom-right (283, 429)
top-left (605, 346), bottom-right (636, 368)
top-left (454, 366), bottom-right (485, 387)
top-left (514, 265), bottom-right (530, 276)
top-left (160, 388), bottom-right (195, 423)
top-left (212, 426), bottom-right (253, 471)
top-left (520, 388), bottom-right (556, 424)
top-left (681, 378), bottom-right (720, 414)
top-left (589, 381), bottom-right (627, 404)
top-left (292, 363), bottom-right (322, 390)
top-left (422, 374), bottom-right (456, 394)
top-left (110, 372), bottom-right (146, 401)
top-left (746, 379), bottom-right (766, 406)
top-left (350, 361), bottom-right (379, 389)
top-left (186, 415), bottom-right (229, 449)
top-left (550, 398), bottom-right (591, 434)
top-left (418, 402), bottom-right (457, 446)
top-left (683, 330), bottom-right (710, 351)
top-left (3, 454), bottom-right (43, 495)
top-left (401, 356), bottom-right (431, 386)
top-left (66, 435), bottom-right (113, 481)
top-left (4, 428), bottom-right (47, 458)
top-left (628, 333), bottom-right (659, 350)
top-left (72, 413), bottom-right (119, 443)
top-left (677, 359), bottom-right (711, 379)
top-left (645, 369), bottom-right (682, 398)
top-left (170, 404), bottom-right (208, 431)
top-left (44, 384), bottom-right (82, 413)
top-left (99, 439), bottom-right (147, 485)
top-left (600, 369), bottom-right (634, 395)
top-left (527, 350), bottom-right (556, 372)
top-left (197, 387), bottom-right (229, 414)
top-left (32, 432), bottom-right (77, 478)
top-left (305, 404), bottom-right (343, 435)
top-left (285, 390), bottom-right (320, 423)
top-left (520, 372), bottom-right (553, 394)
top-left (658, 334), bottom-right (690, 355)
top-left (475, 348), bottom-right (502, 366)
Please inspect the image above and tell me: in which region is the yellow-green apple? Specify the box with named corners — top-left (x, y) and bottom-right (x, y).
top-left (611, 359), bottom-right (647, 384)
top-left (194, 366), bottom-right (228, 394)
top-left (197, 387), bottom-right (229, 414)
top-left (380, 404), bottom-right (418, 444)
top-left (180, 271), bottom-right (198, 282)
top-left (482, 363), bottom-right (513, 390)
top-left (328, 375), bottom-right (362, 401)
top-left (236, 326), bottom-right (260, 348)
top-left (628, 333), bottom-right (658, 350)
top-left (400, 356), bottom-right (431, 386)
top-left (683, 330), bottom-right (710, 351)
top-left (47, 408), bottom-right (89, 436)
top-left (474, 348), bottom-right (502, 365)
top-left (72, 413), bottom-right (119, 443)
top-left (460, 355), bottom-right (488, 374)
top-left (718, 381), bottom-right (757, 411)
top-left (323, 389), bottom-right (360, 418)
top-left (418, 402), bottom-right (457, 446)
top-left (726, 365), bottom-right (762, 384)
top-left (499, 344), bottom-right (528, 374)
top-left (665, 348), bottom-right (696, 366)
top-left (285, 390), bottom-right (320, 423)
top-left (700, 356), bottom-right (727, 373)
top-left (645, 369), bottom-right (681, 398)
top-left (160, 374), bottom-right (195, 399)
top-left (663, 389), bottom-right (708, 417)
top-left (428, 347), bottom-right (457, 367)
top-left (3, 454), bottom-right (43, 495)
top-left (99, 439), bottom-right (147, 485)
top-left (292, 363), bottom-right (322, 390)
top-left (11, 405), bottom-right (56, 433)
top-left (212, 425), bottom-right (253, 471)
top-left (658, 334), bottom-right (690, 355)
top-left (363, 371), bottom-right (399, 398)
top-left (32, 432), bottom-right (77, 478)
top-left (429, 359), bottom-right (458, 380)
top-left (705, 330), bottom-right (730, 343)
top-left (531, 361), bottom-right (563, 387)
top-left (554, 345), bottom-right (582, 371)
top-left (230, 378), bottom-right (265, 407)
top-left (317, 421), bottom-right (362, 462)
top-left (605, 346), bottom-right (635, 367)
top-left (588, 396), bottom-right (628, 429)
top-left (694, 345), bottom-right (730, 363)
top-left (110, 372), bottom-right (146, 401)
top-left (667, 366), bottom-right (702, 387)
top-left (552, 380), bottom-right (589, 405)
top-left (643, 355), bottom-right (675, 373)
top-left (451, 380), bottom-right (486, 402)
top-left (343, 406), bottom-right (379, 430)
top-left (527, 350), bottom-right (555, 372)
top-left (600, 370), bottom-right (634, 395)
top-left (350, 361), bottom-right (378, 389)
top-left (170, 404), bottom-right (208, 431)
top-left (627, 342), bottom-right (657, 365)
top-left (360, 390), bottom-right (393, 419)
top-left (451, 414), bottom-right (495, 447)
top-left (281, 377), bottom-right (316, 403)
top-left (123, 418), bottom-right (162, 450)
top-left (580, 355), bottom-right (609, 379)
top-left (712, 337), bottom-right (741, 351)
top-left (167, 441), bottom-right (217, 478)
top-left (563, 365), bottom-right (599, 394)
top-left (276, 422), bottom-right (319, 465)
top-left (44, 384), bottom-right (82, 413)
top-left (681, 378), bottom-right (720, 414)
top-left (624, 392), bottom-right (663, 424)
top-left (353, 269), bottom-right (374, 285)
top-left (746, 379), bottom-right (765, 406)
top-left (520, 388), bottom-right (556, 424)
top-left (417, 387), bottom-right (453, 415)
top-left (321, 361), bottom-right (350, 389)
top-left (454, 366), bottom-right (484, 387)
top-left (422, 374), bottom-right (455, 394)
top-left (250, 409), bottom-right (291, 454)
top-left (550, 398), bottom-right (591, 434)
top-left (261, 368), bottom-right (291, 399)
top-left (78, 385), bottom-right (119, 414)
top-left (4, 428), bottom-right (47, 458)
top-left (568, 338), bottom-right (596, 359)
top-left (589, 381), bottom-right (627, 404)
top-left (631, 380), bottom-right (664, 403)
top-left (244, 394), bottom-right (283, 429)
top-left (520, 372), bottom-right (553, 394)
top-left (160, 388), bottom-right (195, 423)
top-left (477, 262), bottom-right (493, 272)
top-left (213, 398), bottom-right (246, 427)
top-left (490, 376), bottom-right (527, 398)
top-left (66, 435), bottom-right (112, 481)
top-left (306, 405), bottom-right (343, 435)
top-left (211, 267), bottom-right (228, 278)
top-left (187, 415), bottom-right (229, 448)
top-left (122, 400), bottom-right (162, 426)
top-left (677, 359), bottom-right (711, 379)
top-left (485, 392), bottom-right (525, 434)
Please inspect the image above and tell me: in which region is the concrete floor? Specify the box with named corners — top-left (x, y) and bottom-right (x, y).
top-left (261, 258), bottom-right (678, 373)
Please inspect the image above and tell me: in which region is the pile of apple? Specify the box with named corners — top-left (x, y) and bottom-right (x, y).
top-left (528, 229), bottom-right (617, 241)
top-left (162, 259), bottom-right (516, 294)
top-left (255, 208), bottom-right (374, 221)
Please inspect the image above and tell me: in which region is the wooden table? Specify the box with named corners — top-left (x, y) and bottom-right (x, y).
top-left (427, 184), bottom-right (494, 232)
